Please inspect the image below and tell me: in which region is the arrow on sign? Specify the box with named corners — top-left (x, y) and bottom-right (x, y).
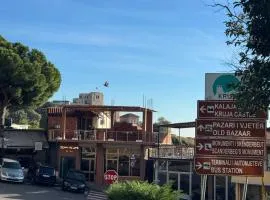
top-left (197, 125), bottom-right (205, 131)
top-left (200, 105), bottom-right (207, 113)
top-left (195, 162), bottom-right (202, 169)
top-left (196, 143), bottom-right (204, 151)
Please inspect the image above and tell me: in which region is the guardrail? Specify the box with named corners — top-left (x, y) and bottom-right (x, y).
top-left (48, 129), bottom-right (154, 143)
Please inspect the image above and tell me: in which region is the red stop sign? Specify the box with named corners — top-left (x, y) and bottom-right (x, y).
top-left (104, 170), bottom-right (118, 185)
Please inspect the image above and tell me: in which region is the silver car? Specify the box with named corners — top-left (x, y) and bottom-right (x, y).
top-left (0, 158), bottom-right (24, 183)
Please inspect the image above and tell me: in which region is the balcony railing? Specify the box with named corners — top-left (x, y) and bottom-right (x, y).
top-left (148, 145), bottom-right (194, 160)
top-left (48, 129), bottom-right (155, 143)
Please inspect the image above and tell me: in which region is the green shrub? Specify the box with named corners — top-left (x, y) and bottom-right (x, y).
top-left (106, 181), bottom-right (182, 200)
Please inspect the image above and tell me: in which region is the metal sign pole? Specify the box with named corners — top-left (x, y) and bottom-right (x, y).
top-left (225, 176), bottom-right (228, 200)
top-left (201, 175), bottom-right (207, 200)
top-left (213, 176), bottom-right (216, 200)
top-left (200, 175), bottom-right (204, 200)
top-left (262, 176), bottom-right (266, 200)
top-left (242, 177), bottom-right (248, 200)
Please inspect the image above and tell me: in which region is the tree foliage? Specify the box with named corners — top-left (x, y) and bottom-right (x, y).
top-left (0, 35), bottom-right (61, 125)
top-left (106, 181), bottom-right (182, 200)
top-left (153, 117), bottom-right (171, 132)
top-left (8, 108), bottom-right (41, 128)
top-left (217, 0), bottom-right (270, 112)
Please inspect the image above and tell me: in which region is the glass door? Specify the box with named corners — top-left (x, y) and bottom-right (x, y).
top-left (81, 158), bottom-right (95, 182)
top-left (106, 159), bottom-right (118, 171)
top-left (60, 156), bottom-right (75, 178)
top-left (89, 158), bottom-right (95, 181)
top-left (168, 172), bottom-right (179, 191)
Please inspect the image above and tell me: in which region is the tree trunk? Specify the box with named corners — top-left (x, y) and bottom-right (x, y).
top-left (0, 105), bottom-right (7, 126)
top-left (0, 105), bottom-right (7, 157)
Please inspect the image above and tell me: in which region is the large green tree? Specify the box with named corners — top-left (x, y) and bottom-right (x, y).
top-left (8, 108), bottom-right (41, 128)
top-left (217, 0), bottom-right (270, 112)
top-left (0, 35), bottom-right (61, 126)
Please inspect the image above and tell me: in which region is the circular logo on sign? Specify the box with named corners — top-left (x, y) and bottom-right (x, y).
top-left (212, 74), bottom-right (240, 97)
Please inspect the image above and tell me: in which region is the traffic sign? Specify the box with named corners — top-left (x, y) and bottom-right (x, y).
top-left (194, 157), bottom-right (264, 176)
top-left (196, 119), bottom-right (266, 138)
top-left (197, 100), bottom-right (267, 119)
top-left (195, 138), bottom-right (265, 157)
top-left (205, 73), bottom-right (240, 100)
top-left (104, 170), bottom-right (118, 185)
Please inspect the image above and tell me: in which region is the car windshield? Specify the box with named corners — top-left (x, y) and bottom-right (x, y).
top-left (67, 171), bottom-right (85, 181)
top-left (3, 161), bottom-right (21, 169)
top-left (39, 166), bottom-right (55, 175)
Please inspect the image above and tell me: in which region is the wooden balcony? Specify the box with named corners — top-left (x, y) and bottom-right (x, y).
top-left (48, 129), bottom-right (155, 145)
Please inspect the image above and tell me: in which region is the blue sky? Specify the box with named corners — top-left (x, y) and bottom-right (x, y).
top-left (0, 0), bottom-right (235, 137)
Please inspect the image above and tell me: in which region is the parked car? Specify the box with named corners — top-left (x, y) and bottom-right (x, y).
top-left (0, 158), bottom-right (24, 183)
top-left (62, 170), bottom-right (88, 193)
top-left (17, 156), bottom-right (36, 177)
top-left (27, 164), bottom-right (56, 186)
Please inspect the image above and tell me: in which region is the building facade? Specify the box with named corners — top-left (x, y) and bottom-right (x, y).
top-left (47, 105), bottom-right (155, 185)
top-left (73, 92), bottom-right (104, 105)
top-left (120, 113), bottom-right (140, 125)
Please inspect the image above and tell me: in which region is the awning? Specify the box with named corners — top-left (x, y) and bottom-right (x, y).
top-left (159, 122), bottom-right (195, 129)
top-left (2, 129), bottom-right (49, 149)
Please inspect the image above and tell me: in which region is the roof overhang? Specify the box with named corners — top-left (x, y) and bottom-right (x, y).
top-left (159, 122), bottom-right (195, 129)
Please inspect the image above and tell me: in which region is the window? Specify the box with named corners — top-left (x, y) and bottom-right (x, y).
top-left (118, 155), bottom-right (129, 176)
top-left (96, 95), bottom-right (99, 99)
top-left (107, 159), bottom-right (117, 171)
top-left (82, 147), bottom-right (96, 158)
top-left (105, 148), bottom-right (140, 176)
top-left (168, 161), bottom-right (190, 172)
top-left (3, 161), bottom-right (21, 169)
top-left (81, 159), bottom-right (89, 171)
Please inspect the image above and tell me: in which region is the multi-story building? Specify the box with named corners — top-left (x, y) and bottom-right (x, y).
top-left (47, 104), bottom-right (155, 185)
top-left (73, 92), bottom-right (104, 105)
top-left (120, 113), bottom-right (139, 125)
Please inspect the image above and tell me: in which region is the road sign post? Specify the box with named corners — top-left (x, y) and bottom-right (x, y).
top-left (104, 170), bottom-right (118, 185)
top-left (195, 100), bottom-right (266, 177)
top-left (196, 74), bottom-right (267, 199)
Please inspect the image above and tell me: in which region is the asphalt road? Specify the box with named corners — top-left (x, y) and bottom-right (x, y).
top-left (0, 181), bottom-right (86, 200)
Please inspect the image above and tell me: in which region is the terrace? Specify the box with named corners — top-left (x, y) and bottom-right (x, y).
top-left (47, 105), bottom-right (155, 145)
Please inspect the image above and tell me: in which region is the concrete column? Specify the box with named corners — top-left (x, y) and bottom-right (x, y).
top-left (146, 110), bottom-right (153, 142)
top-left (62, 107), bottom-right (66, 139)
top-left (111, 111), bottom-right (115, 129)
top-left (95, 143), bottom-right (105, 185)
top-left (140, 145), bottom-right (145, 180)
top-left (76, 147), bottom-right (81, 170)
top-left (142, 111), bottom-right (146, 132)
